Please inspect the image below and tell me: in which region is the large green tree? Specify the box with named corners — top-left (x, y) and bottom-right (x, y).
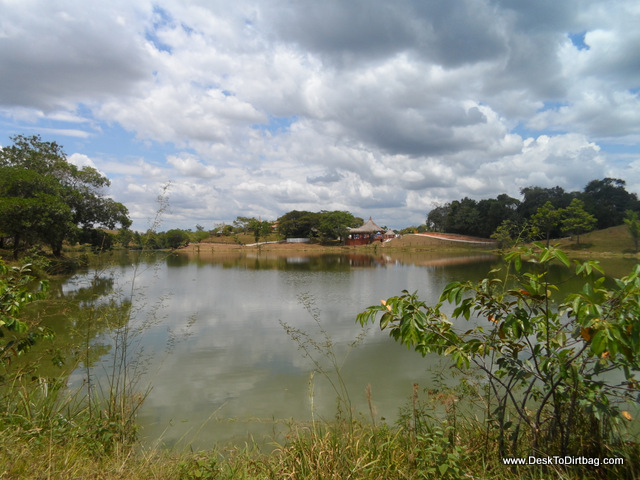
top-left (446, 197), bottom-right (481, 236)
top-left (581, 178), bottom-right (640, 229)
top-left (476, 194), bottom-right (520, 238)
top-left (163, 229), bottom-right (191, 249)
top-left (0, 167), bottom-right (72, 258)
top-left (517, 185), bottom-right (575, 219)
top-left (317, 210), bottom-right (362, 243)
top-left (530, 201), bottom-right (563, 247)
top-left (248, 219), bottom-right (273, 244)
top-left (561, 198), bottom-right (596, 244)
top-left (426, 203), bottom-right (450, 232)
top-left (0, 135), bottom-right (131, 256)
top-left (277, 210), bottom-right (321, 238)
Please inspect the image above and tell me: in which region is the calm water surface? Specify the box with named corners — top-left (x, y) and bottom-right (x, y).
top-left (41, 249), bottom-right (637, 449)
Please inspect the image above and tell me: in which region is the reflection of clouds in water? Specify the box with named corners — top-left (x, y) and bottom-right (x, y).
top-left (70, 252), bottom-right (498, 447)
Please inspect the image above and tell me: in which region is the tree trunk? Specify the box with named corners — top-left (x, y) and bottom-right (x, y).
top-left (12, 234), bottom-right (20, 260)
top-left (51, 241), bottom-right (63, 257)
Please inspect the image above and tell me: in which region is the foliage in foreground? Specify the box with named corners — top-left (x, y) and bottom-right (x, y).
top-left (359, 244), bottom-right (640, 463)
top-left (0, 258), bottom-right (50, 368)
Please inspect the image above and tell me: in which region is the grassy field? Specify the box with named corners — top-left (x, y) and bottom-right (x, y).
top-left (551, 224), bottom-right (639, 256)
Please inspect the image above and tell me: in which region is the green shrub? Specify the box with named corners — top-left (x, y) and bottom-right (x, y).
top-left (359, 244), bottom-right (640, 463)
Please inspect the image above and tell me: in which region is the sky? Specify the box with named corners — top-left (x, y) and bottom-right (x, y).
top-left (1, 0), bottom-right (639, 232)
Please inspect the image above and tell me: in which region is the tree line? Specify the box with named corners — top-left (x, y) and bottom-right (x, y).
top-left (114, 210), bottom-right (365, 250)
top-left (426, 178), bottom-right (640, 241)
top-left (3, 135), bottom-right (638, 257)
top-left (209, 211), bottom-right (366, 243)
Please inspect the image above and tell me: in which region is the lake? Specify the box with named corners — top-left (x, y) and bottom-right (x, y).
top-left (25, 248), bottom-right (639, 450)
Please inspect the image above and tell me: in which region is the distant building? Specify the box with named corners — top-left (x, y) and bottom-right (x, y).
top-left (346, 217), bottom-right (384, 246)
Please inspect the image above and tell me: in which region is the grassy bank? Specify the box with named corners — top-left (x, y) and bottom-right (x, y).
top-left (1, 380), bottom-right (637, 480)
top-left (552, 224), bottom-right (639, 257)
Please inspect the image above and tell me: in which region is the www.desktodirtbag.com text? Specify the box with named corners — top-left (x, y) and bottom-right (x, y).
top-left (502, 456), bottom-right (623, 467)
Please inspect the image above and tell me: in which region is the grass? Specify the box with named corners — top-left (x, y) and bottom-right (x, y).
top-left (552, 225), bottom-right (639, 256)
top-left (2, 379), bottom-right (637, 480)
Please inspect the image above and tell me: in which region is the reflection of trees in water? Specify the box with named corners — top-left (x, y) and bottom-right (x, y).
top-left (173, 251), bottom-right (390, 271)
top-left (173, 250), bottom-right (501, 272)
top-left (21, 270), bottom-right (133, 377)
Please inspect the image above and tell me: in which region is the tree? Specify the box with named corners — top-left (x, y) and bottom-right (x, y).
top-left (518, 185), bottom-right (574, 220)
top-left (0, 135), bottom-right (131, 256)
top-left (490, 219), bottom-right (525, 250)
top-left (476, 194), bottom-right (520, 238)
top-left (530, 201), bottom-right (562, 247)
top-left (163, 229), bottom-right (190, 249)
top-left (77, 227), bottom-right (114, 252)
top-left (115, 228), bottom-right (134, 248)
top-left (446, 198), bottom-right (480, 236)
top-left (249, 219), bottom-right (273, 244)
top-left (141, 229), bottom-right (161, 250)
top-left (426, 203), bottom-right (450, 232)
top-left (277, 210), bottom-right (320, 238)
top-left (233, 216), bottom-right (254, 234)
top-left (582, 178), bottom-right (640, 229)
top-left (317, 211), bottom-right (361, 243)
top-left (561, 198), bottom-right (596, 244)
top-left (191, 224), bottom-right (210, 243)
top-left (0, 167), bottom-right (72, 258)
top-left (624, 210), bottom-right (640, 253)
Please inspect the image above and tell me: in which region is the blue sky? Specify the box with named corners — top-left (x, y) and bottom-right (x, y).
top-left (1, 0), bottom-right (639, 231)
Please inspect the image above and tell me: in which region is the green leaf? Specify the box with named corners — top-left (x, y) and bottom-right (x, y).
top-left (591, 330), bottom-right (607, 356)
top-left (554, 249), bottom-right (570, 267)
top-left (514, 254), bottom-right (522, 272)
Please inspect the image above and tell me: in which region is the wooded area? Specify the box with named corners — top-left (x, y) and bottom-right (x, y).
top-left (426, 179), bottom-right (640, 241)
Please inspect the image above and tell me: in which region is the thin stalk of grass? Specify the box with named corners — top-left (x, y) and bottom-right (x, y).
top-left (365, 383), bottom-right (376, 429)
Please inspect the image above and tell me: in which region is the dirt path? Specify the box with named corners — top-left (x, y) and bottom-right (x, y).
top-left (411, 233), bottom-right (497, 244)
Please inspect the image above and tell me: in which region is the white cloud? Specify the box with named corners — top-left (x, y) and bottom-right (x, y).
top-left (67, 153), bottom-right (98, 169)
top-left (0, 0), bottom-right (638, 231)
top-left (167, 154), bottom-right (218, 178)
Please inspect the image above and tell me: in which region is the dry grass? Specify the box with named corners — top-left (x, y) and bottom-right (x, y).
top-left (5, 417), bottom-right (630, 480)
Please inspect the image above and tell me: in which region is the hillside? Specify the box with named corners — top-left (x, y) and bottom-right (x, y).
top-left (380, 225), bottom-right (639, 258)
top-left (383, 232), bottom-right (496, 250)
top-left (551, 224), bottom-right (639, 256)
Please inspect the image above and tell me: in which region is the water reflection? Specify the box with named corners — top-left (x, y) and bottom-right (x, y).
top-left (172, 249), bottom-right (498, 272)
top-left (25, 249), bottom-right (637, 450)
top-left (53, 251), bottom-right (499, 448)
